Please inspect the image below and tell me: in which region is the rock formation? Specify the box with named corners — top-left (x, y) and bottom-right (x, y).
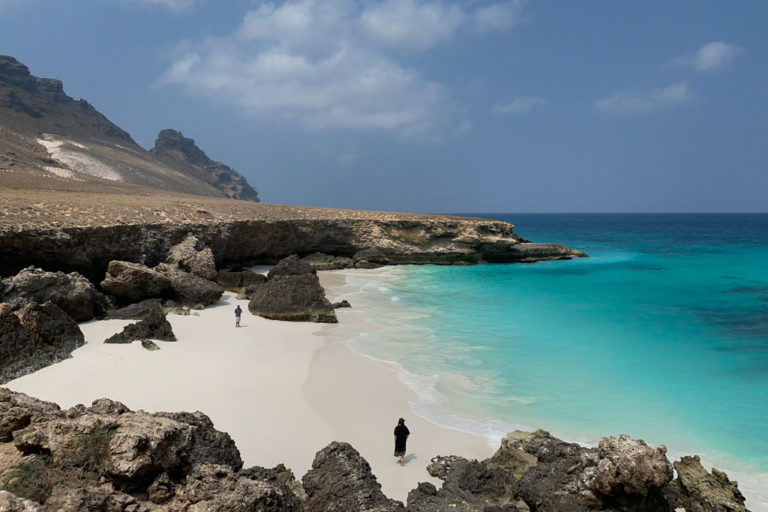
top-left (103, 305), bottom-right (176, 344)
top-left (216, 269), bottom-right (267, 293)
top-left (1, 267), bottom-right (107, 322)
top-left (150, 129), bottom-right (260, 202)
top-left (166, 234), bottom-right (218, 280)
top-left (0, 302), bottom-right (84, 385)
top-left (100, 261), bottom-right (171, 306)
top-left (248, 255), bottom-right (337, 323)
top-left (155, 262), bottom-right (224, 307)
top-left (0, 389), bottom-right (752, 512)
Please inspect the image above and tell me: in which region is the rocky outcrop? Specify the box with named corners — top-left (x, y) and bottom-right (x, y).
top-left (100, 261), bottom-right (171, 306)
top-left (1, 267), bottom-right (106, 322)
top-left (216, 269), bottom-right (267, 292)
top-left (248, 273), bottom-right (337, 323)
top-left (665, 455), bottom-right (748, 512)
top-left (302, 252), bottom-right (355, 270)
top-left (0, 302), bottom-right (84, 384)
top-left (104, 306), bottom-right (175, 344)
top-left (150, 129), bottom-right (260, 202)
top-left (166, 234), bottom-right (218, 280)
top-left (155, 263), bottom-right (224, 307)
top-left (268, 254), bottom-right (316, 278)
top-left (303, 441), bottom-right (404, 512)
top-left (103, 298), bottom-right (164, 320)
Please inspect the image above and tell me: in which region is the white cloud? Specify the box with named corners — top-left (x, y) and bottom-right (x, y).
top-left (595, 82), bottom-right (692, 113)
top-left (361, 0), bottom-right (465, 52)
top-left (122, 0), bottom-right (201, 11)
top-left (668, 41), bottom-right (743, 72)
top-left (474, 0), bottom-right (526, 32)
top-left (159, 0), bottom-right (526, 134)
top-left (493, 96), bottom-right (545, 115)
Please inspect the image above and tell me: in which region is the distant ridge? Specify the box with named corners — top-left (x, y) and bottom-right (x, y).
top-left (0, 55), bottom-right (260, 201)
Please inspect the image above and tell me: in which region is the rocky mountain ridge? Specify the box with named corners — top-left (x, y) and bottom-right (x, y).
top-left (0, 55), bottom-right (259, 201)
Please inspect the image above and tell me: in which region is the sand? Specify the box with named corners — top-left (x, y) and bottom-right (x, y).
top-left (4, 270), bottom-right (494, 503)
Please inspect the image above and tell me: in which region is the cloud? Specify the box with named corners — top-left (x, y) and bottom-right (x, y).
top-left (493, 96), bottom-right (545, 115)
top-left (122, 0), bottom-right (201, 11)
top-left (160, 0), bottom-right (526, 134)
top-left (668, 41), bottom-right (743, 71)
top-left (474, 0), bottom-right (526, 32)
top-left (594, 82), bottom-right (692, 113)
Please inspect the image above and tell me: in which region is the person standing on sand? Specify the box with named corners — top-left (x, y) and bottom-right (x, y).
top-left (234, 305), bottom-right (242, 327)
top-left (394, 417), bottom-right (410, 466)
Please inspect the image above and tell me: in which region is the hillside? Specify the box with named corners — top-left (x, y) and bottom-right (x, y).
top-left (0, 55), bottom-right (259, 201)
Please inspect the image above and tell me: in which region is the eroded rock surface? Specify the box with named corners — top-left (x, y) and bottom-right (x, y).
top-left (665, 455), bottom-right (748, 512)
top-left (1, 266), bottom-right (106, 322)
top-left (216, 269), bottom-right (267, 292)
top-left (155, 262), bottom-right (224, 307)
top-left (103, 306), bottom-right (175, 344)
top-left (100, 261), bottom-right (171, 306)
top-left (166, 234), bottom-right (218, 280)
top-left (248, 273), bottom-right (337, 323)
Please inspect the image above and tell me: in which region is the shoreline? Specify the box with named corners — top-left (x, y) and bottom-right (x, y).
top-left (4, 270), bottom-right (494, 503)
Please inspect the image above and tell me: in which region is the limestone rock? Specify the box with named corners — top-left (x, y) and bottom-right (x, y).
top-left (100, 261), bottom-right (171, 305)
top-left (353, 248), bottom-right (390, 268)
top-left (0, 302), bottom-right (84, 384)
top-left (0, 388), bottom-right (61, 442)
top-left (166, 235), bottom-right (218, 280)
top-left (216, 269), bottom-right (267, 292)
top-left (240, 463), bottom-right (307, 501)
top-left (267, 254), bottom-right (316, 278)
top-left (42, 483), bottom-right (146, 512)
top-left (332, 299), bottom-right (351, 309)
top-left (303, 441), bottom-right (404, 512)
top-left (1, 266), bottom-right (106, 322)
top-left (104, 306), bottom-right (175, 344)
top-left (0, 490), bottom-right (41, 512)
top-left (248, 273), bottom-right (337, 323)
top-left (585, 434), bottom-right (673, 497)
top-left (302, 252), bottom-right (354, 270)
top-left (664, 455), bottom-right (748, 512)
top-left (503, 243), bottom-right (586, 263)
top-left (155, 263), bottom-right (223, 307)
top-left (140, 339), bottom-right (159, 351)
top-left (103, 299), bottom-right (163, 320)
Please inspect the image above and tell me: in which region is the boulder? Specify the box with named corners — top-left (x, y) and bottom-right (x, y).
top-left (240, 463), bottom-right (307, 501)
top-left (332, 300), bottom-right (352, 309)
top-left (664, 455), bottom-right (748, 512)
top-left (0, 302), bottom-right (85, 385)
top-left (0, 388), bottom-right (62, 442)
top-left (104, 306), bottom-right (175, 344)
top-left (1, 266), bottom-right (107, 322)
top-left (42, 483), bottom-right (145, 512)
top-left (155, 263), bottom-right (224, 307)
top-left (267, 254), bottom-right (316, 278)
top-left (236, 282), bottom-right (265, 300)
top-left (301, 252), bottom-right (354, 270)
top-left (353, 248), bottom-right (390, 268)
top-left (0, 490), bottom-right (41, 511)
top-left (302, 441), bottom-right (404, 512)
top-left (140, 340), bottom-right (160, 351)
top-left (100, 261), bottom-right (171, 305)
top-left (103, 299), bottom-right (164, 320)
top-left (166, 235), bottom-right (217, 280)
top-left (216, 269), bottom-right (267, 292)
top-left (248, 274), bottom-right (337, 323)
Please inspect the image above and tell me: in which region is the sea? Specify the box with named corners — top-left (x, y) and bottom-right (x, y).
top-left (334, 213), bottom-right (768, 508)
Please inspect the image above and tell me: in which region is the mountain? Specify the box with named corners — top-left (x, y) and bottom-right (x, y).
top-left (0, 55), bottom-right (259, 201)
top-left (151, 129), bottom-right (259, 202)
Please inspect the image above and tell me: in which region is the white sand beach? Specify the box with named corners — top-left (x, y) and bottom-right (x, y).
top-left (4, 270), bottom-right (494, 503)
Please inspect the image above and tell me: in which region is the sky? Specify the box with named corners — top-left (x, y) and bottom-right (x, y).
top-left (1, 0), bottom-right (767, 213)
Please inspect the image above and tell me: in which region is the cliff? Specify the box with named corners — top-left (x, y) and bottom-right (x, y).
top-left (0, 189), bottom-right (583, 282)
top-left (0, 55), bottom-right (259, 201)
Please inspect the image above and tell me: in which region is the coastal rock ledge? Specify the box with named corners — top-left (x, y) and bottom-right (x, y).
top-left (0, 389), bottom-right (750, 512)
top-left (0, 192), bottom-right (585, 282)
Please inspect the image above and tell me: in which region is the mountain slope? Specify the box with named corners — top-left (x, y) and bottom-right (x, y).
top-left (0, 55), bottom-right (259, 201)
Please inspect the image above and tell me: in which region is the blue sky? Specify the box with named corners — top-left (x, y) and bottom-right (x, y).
top-left (1, 0), bottom-right (766, 212)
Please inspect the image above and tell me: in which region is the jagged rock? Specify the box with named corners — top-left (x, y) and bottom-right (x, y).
top-left (140, 340), bottom-right (159, 351)
top-left (332, 300), bottom-right (351, 309)
top-left (155, 263), bottom-right (223, 307)
top-left (146, 472), bottom-right (174, 504)
top-left (1, 266), bottom-right (107, 322)
top-left (0, 490), bottom-right (41, 511)
top-left (504, 243), bottom-right (586, 262)
top-left (487, 431), bottom-right (540, 477)
top-left (302, 252), bottom-right (354, 270)
top-left (248, 274), bottom-right (337, 323)
top-left (236, 282), bottom-right (265, 300)
top-left (100, 261), bottom-right (171, 306)
top-left (302, 441), bottom-right (404, 512)
top-left (1, 302), bottom-right (84, 385)
top-left (426, 455), bottom-right (466, 479)
top-left (664, 455), bottom-right (748, 512)
top-left (42, 483), bottom-right (146, 512)
top-left (585, 434), bottom-right (673, 497)
top-left (216, 269), bottom-right (267, 292)
top-left (240, 463), bottom-right (307, 501)
top-left (0, 388), bottom-right (61, 442)
top-left (10, 393), bottom-right (242, 488)
top-left (268, 254), bottom-right (316, 278)
top-left (103, 299), bottom-right (163, 320)
top-left (353, 247), bottom-right (391, 268)
top-left (166, 235), bottom-right (217, 280)
top-left (169, 463), bottom-right (301, 511)
top-left (104, 306), bottom-right (175, 344)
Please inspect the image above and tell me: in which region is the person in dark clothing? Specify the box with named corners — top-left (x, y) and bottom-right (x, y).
top-left (234, 305), bottom-right (242, 327)
top-left (394, 417), bottom-right (410, 465)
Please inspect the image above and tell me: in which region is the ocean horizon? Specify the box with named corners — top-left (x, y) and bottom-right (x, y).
top-left (333, 213), bottom-right (768, 508)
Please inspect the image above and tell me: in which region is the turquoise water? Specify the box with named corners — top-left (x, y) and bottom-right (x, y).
top-left (339, 214), bottom-right (768, 504)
